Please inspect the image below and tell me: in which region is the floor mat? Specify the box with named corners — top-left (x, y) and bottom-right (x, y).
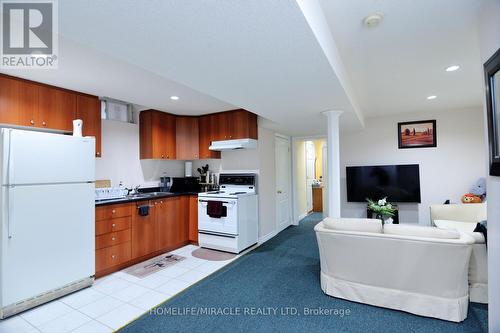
top-left (123, 253), bottom-right (185, 278)
top-left (191, 248), bottom-right (236, 261)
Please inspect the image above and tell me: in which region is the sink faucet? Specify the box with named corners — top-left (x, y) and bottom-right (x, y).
top-left (126, 185), bottom-right (141, 195)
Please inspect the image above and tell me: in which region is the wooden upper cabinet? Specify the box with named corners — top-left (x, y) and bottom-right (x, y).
top-left (38, 85), bottom-right (76, 131)
top-left (140, 110), bottom-right (176, 159)
top-left (211, 109), bottom-right (258, 141)
top-left (0, 75), bottom-right (21, 125)
top-left (176, 116), bottom-right (199, 160)
top-left (230, 109), bottom-right (258, 139)
top-left (76, 94), bottom-right (102, 157)
top-left (0, 75), bottom-right (38, 127)
top-left (198, 114), bottom-right (221, 159)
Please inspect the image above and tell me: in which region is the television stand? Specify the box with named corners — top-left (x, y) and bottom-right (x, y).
top-left (367, 205), bottom-right (399, 224)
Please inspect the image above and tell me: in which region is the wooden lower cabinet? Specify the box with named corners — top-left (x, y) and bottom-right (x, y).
top-left (96, 242), bottom-right (132, 273)
top-left (131, 200), bottom-right (157, 258)
top-left (188, 195), bottom-right (198, 243)
top-left (156, 196), bottom-right (189, 250)
top-left (96, 196), bottom-right (193, 277)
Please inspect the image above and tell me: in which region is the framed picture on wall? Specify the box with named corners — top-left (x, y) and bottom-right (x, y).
top-left (398, 120), bottom-right (437, 149)
top-left (485, 48), bottom-right (500, 176)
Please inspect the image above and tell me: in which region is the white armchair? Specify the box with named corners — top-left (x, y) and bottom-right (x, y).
top-left (430, 203), bottom-right (488, 303)
top-left (315, 218), bottom-right (475, 322)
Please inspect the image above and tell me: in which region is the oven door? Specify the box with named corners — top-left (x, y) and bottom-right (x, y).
top-left (198, 197), bottom-right (238, 235)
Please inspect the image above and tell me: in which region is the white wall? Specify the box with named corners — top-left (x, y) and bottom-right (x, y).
top-left (293, 140), bottom-right (307, 221)
top-left (95, 120), bottom-right (185, 188)
top-left (478, 1), bottom-right (500, 330)
top-left (340, 108), bottom-right (486, 225)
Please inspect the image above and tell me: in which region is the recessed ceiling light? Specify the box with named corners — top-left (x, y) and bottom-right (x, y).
top-left (445, 65), bottom-right (460, 72)
top-left (362, 12), bottom-right (384, 28)
top-left (170, 96), bottom-right (179, 100)
top-left (427, 95), bottom-right (437, 100)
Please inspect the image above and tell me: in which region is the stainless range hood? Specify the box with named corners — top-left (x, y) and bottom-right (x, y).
top-left (209, 138), bottom-right (257, 151)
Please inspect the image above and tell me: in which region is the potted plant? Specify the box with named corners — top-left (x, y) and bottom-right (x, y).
top-left (366, 197), bottom-right (396, 226)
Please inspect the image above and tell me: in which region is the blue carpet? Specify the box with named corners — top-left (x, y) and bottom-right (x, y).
top-left (120, 213), bottom-right (488, 333)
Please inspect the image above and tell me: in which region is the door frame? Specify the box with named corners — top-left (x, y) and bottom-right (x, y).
top-left (275, 134), bottom-right (293, 231)
top-left (291, 135), bottom-right (327, 225)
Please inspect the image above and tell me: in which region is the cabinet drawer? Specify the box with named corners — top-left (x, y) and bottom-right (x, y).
top-left (95, 204), bottom-right (132, 221)
top-left (95, 216), bottom-right (131, 236)
top-left (96, 229), bottom-right (131, 250)
top-left (96, 242), bottom-right (131, 272)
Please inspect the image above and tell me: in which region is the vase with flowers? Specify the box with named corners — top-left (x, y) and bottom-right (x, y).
top-left (366, 197), bottom-right (396, 226)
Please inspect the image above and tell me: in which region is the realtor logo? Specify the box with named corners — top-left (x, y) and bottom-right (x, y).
top-left (1, 0), bottom-right (58, 68)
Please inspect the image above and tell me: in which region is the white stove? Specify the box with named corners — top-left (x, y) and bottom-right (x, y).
top-left (198, 174), bottom-right (258, 253)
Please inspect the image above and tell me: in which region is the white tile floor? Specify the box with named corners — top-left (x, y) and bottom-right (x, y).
top-left (0, 245), bottom-right (239, 333)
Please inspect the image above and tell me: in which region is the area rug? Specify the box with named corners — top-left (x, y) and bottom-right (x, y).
top-left (120, 213), bottom-right (488, 333)
top-left (123, 253), bottom-right (185, 278)
top-left (191, 248), bottom-right (236, 261)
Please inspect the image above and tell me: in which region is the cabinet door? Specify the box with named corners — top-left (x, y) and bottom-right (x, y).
top-left (188, 195), bottom-right (198, 243)
top-left (0, 75), bottom-right (21, 125)
top-left (198, 115), bottom-right (221, 159)
top-left (38, 86), bottom-right (76, 131)
top-left (214, 112), bottom-right (230, 141)
top-left (150, 111), bottom-right (167, 159)
top-left (76, 94), bottom-right (102, 157)
top-left (157, 197), bottom-right (179, 250)
top-left (164, 113), bottom-right (176, 159)
top-left (18, 80), bottom-right (39, 128)
top-left (230, 110), bottom-right (258, 139)
top-left (176, 116), bottom-right (199, 160)
top-left (132, 201), bottom-right (157, 258)
top-left (178, 196), bottom-right (189, 243)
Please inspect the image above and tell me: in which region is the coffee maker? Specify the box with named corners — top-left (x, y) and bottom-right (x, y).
top-left (159, 176), bottom-right (172, 192)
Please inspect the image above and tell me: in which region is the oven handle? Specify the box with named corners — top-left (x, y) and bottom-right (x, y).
top-left (198, 230), bottom-right (237, 238)
top-left (198, 199), bottom-right (236, 205)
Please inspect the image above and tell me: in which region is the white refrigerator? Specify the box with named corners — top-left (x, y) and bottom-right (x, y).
top-left (0, 128), bottom-right (95, 318)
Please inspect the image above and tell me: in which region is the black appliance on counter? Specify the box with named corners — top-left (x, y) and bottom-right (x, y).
top-left (169, 177), bottom-right (201, 193)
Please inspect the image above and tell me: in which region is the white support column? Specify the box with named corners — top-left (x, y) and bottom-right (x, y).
top-left (323, 110), bottom-right (343, 218)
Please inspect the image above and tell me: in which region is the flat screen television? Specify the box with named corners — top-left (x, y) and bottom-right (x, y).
top-left (346, 164), bottom-right (421, 203)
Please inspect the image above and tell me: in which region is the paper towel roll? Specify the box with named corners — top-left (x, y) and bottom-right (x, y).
top-left (185, 161), bottom-right (193, 177)
top-left (73, 119), bottom-right (83, 137)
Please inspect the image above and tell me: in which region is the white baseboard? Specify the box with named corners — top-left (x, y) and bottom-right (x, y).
top-left (258, 230), bottom-right (278, 244)
top-left (296, 213), bottom-right (308, 223)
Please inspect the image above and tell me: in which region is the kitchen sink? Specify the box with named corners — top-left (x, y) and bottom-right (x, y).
top-left (126, 193), bottom-right (152, 199)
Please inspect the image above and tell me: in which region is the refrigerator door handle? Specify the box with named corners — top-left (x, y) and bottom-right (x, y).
top-left (7, 186), bottom-right (13, 238)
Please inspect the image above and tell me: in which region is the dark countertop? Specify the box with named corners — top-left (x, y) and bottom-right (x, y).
top-left (95, 191), bottom-right (199, 207)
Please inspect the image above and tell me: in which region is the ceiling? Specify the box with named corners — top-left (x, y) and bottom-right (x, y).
top-left (319, 0), bottom-right (484, 117)
top-left (0, 0), bottom-right (486, 135)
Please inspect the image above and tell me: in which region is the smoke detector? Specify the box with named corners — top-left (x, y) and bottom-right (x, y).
top-left (363, 12), bottom-right (384, 27)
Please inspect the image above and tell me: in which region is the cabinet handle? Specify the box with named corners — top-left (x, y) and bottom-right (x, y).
top-left (30, 120), bottom-right (35, 125)
top-left (112, 209), bottom-right (116, 214)
top-left (229, 136), bottom-right (232, 139)
top-left (111, 237), bottom-right (116, 241)
top-left (112, 223), bottom-right (116, 228)
top-left (96, 152), bottom-right (100, 156)
top-left (160, 200), bottom-right (163, 203)
top-left (111, 255), bottom-right (116, 259)
top-left (42, 121), bottom-right (46, 127)
top-left (161, 155), bottom-right (164, 158)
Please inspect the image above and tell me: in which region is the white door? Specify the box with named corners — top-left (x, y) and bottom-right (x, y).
top-left (275, 136), bottom-right (292, 231)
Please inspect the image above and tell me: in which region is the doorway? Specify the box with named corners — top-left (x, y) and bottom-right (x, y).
top-left (292, 138), bottom-right (326, 222)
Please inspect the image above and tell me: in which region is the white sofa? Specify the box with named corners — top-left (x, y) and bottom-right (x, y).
top-left (430, 203), bottom-right (488, 303)
top-left (315, 218), bottom-right (475, 322)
